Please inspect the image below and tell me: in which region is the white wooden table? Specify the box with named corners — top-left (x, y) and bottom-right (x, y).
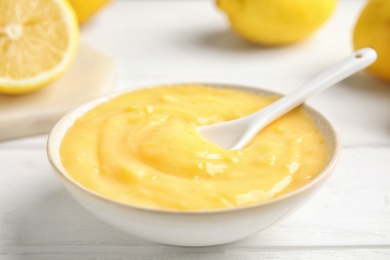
top-left (1, 1), bottom-right (390, 259)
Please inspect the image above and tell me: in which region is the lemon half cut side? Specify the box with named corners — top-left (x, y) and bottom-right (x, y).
top-left (0, 0), bottom-right (79, 94)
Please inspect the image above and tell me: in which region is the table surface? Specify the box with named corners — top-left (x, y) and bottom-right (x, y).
top-left (1, 0), bottom-right (390, 259)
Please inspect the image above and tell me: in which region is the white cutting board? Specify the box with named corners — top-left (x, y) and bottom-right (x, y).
top-left (0, 43), bottom-right (115, 141)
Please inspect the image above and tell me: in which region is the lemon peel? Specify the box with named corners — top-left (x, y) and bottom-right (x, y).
top-left (217, 0), bottom-right (337, 46)
top-left (354, 0), bottom-right (390, 82)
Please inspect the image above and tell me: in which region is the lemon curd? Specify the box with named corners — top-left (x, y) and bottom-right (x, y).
top-left (60, 85), bottom-right (329, 211)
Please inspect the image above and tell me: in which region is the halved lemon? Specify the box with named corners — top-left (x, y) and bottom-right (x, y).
top-left (0, 0), bottom-right (79, 95)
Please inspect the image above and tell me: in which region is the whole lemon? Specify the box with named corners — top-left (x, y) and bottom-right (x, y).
top-left (354, 0), bottom-right (390, 82)
top-left (217, 0), bottom-right (337, 46)
top-left (68, 0), bottom-right (111, 24)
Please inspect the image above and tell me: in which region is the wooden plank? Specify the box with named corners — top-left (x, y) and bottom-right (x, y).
top-left (0, 136), bottom-right (47, 150)
top-left (1, 247), bottom-right (390, 260)
top-left (0, 147), bottom-right (389, 253)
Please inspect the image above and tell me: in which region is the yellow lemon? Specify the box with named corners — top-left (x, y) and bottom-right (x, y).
top-left (217, 0), bottom-right (337, 46)
top-left (354, 0), bottom-right (390, 82)
top-left (0, 0), bottom-right (79, 95)
top-left (68, 0), bottom-right (111, 24)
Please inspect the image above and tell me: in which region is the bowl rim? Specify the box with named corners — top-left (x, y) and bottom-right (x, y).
top-left (47, 82), bottom-right (341, 215)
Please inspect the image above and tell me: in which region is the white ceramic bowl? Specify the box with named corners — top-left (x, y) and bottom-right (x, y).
top-left (47, 83), bottom-right (341, 247)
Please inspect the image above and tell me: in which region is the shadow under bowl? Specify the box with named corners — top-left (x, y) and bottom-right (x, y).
top-left (47, 83), bottom-right (341, 247)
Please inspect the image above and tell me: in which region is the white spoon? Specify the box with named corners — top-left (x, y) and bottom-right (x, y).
top-left (198, 48), bottom-right (377, 150)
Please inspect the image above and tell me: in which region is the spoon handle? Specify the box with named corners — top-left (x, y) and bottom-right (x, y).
top-left (233, 48), bottom-right (377, 150)
top-left (262, 48), bottom-right (377, 114)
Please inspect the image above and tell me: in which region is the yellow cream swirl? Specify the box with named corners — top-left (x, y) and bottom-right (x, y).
top-left (60, 85), bottom-right (328, 210)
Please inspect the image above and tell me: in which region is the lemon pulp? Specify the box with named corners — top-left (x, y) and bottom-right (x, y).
top-left (0, 0), bottom-right (79, 94)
